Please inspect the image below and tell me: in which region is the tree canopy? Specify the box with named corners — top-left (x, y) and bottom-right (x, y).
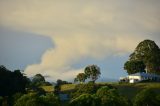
top-left (124, 39), bottom-right (160, 74)
top-left (75, 73), bottom-right (87, 83)
top-left (84, 65), bottom-right (101, 82)
top-left (32, 74), bottom-right (45, 83)
top-left (0, 65), bottom-right (29, 96)
top-left (124, 60), bottom-right (146, 74)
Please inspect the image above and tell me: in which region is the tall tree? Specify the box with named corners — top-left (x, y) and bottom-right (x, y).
top-left (84, 65), bottom-right (101, 82)
top-left (124, 60), bottom-right (146, 74)
top-left (125, 39), bottom-right (160, 74)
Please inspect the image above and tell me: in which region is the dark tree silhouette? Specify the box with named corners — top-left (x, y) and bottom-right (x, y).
top-left (0, 65), bottom-right (29, 96)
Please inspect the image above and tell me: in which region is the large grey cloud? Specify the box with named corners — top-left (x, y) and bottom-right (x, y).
top-left (0, 0), bottom-right (160, 81)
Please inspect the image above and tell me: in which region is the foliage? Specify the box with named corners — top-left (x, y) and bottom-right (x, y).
top-left (14, 93), bottom-right (40, 106)
top-left (31, 74), bottom-right (45, 87)
top-left (69, 94), bottom-right (101, 106)
top-left (96, 86), bottom-right (129, 106)
top-left (56, 79), bottom-right (71, 86)
top-left (128, 39), bottom-right (160, 74)
top-left (11, 93), bottom-right (23, 105)
top-left (14, 93), bottom-right (60, 106)
top-left (124, 60), bottom-right (146, 74)
top-left (54, 85), bottom-right (61, 95)
top-left (75, 73), bottom-right (87, 83)
top-left (133, 88), bottom-right (160, 106)
top-left (71, 85), bottom-right (129, 106)
top-left (0, 96), bottom-right (3, 106)
top-left (96, 86), bottom-right (110, 97)
top-left (84, 65), bottom-right (101, 82)
top-left (72, 83), bottom-right (98, 99)
top-left (0, 65), bottom-right (29, 96)
top-left (39, 93), bottom-right (60, 106)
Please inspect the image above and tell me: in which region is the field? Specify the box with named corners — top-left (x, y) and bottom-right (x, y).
top-left (41, 82), bottom-right (160, 99)
top-left (40, 85), bottom-right (54, 92)
top-left (115, 83), bottom-right (160, 99)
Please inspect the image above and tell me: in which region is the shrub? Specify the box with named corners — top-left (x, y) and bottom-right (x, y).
top-left (96, 86), bottom-right (129, 106)
top-left (69, 94), bottom-right (100, 106)
top-left (71, 83), bottom-right (98, 99)
top-left (0, 96), bottom-right (3, 106)
top-left (39, 93), bottom-right (60, 106)
top-left (133, 88), bottom-right (160, 106)
top-left (96, 86), bottom-right (110, 97)
top-left (14, 93), bottom-right (60, 106)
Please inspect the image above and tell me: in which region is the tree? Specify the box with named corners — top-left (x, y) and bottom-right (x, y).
top-left (32, 74), bottom-right (45, 86)
top-left (129, 39), bottom-right (160, 74)
top-left (56, 79), bottom-right (71, 86)
top-left (0, 65), bottom-right (29, 96)
top-left (133, 89), bottom-right (160, 106)
top-left (84, 65), bottom-right (101, 82)
top-left (32, 74), bottom-right (45, 83)
top-left (124, 60), bottom-right (146, 74)
top-left (75, 73), bottom-right (86, 83)
top-left (74, 78), bottom-right (78, 83)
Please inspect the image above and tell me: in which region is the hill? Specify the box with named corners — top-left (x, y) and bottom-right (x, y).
top-left (41, 82), bottom-right (160, 99)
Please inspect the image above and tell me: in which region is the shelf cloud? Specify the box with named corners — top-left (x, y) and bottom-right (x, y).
top-left (0, 0), bottom-right (160, 81)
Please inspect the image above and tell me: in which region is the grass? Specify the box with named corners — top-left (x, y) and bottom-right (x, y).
top-left (113, 82), bottom-right (160, 99)
top-left (41, 85), bottom-right (54, 92)
top-left (61, 84), bottom-right (76, 92)
top-left (41, 82), bottom-right (160, 100)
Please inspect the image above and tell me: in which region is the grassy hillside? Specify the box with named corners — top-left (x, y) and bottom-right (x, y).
top-left (61, 84), bottom-right (76, 92)
top-left (41, 85), bottom-right (54, 92)
top-left (41, 82), bottom-right (160, 99)
top-left (115, 83), bottom-right (160, 99)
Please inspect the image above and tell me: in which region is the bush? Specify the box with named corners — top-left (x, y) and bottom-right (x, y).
top-left (71, 83), bottom-right (98, 99)
top-left (96, 86), bottom-right (110, 97)
top-left (39, 93), bottom-right (60, 106)
top-left (96, 86), bottom-right (129, 106)
top-left (11, 93), bottom-right (23, 105)
top-left (133, 88), bottom-right (160, 106)
top-left (69, 94), bottom-right (100, 106)
top-left (0, 96), bottom-right (3, 106)
top-left (14, 93), bottom-right (60, 106)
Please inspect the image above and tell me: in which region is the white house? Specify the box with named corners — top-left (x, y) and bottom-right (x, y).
top-left (120, 72), bottom-right (160, 83)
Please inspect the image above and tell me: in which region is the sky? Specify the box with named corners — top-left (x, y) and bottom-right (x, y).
top-left (0, 0), bottom-right (160, 82)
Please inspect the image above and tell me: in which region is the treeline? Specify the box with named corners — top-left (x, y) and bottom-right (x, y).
top-left (0, 65), bottom-right (60, 106)
top-left (0, 66), bottom-right (29, 97)
top-left (69, 83), bottom-right (160, 106)
top-left (1, 65), bottom-right (160, 106)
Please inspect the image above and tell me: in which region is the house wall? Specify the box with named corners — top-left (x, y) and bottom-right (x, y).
top-left (128, 76), bottom-right (141, 83)
top-left (128, 76), bottom-right (141, 80)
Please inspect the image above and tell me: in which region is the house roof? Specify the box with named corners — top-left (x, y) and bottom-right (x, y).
top-left (129, 72), bottom-right (160, 77)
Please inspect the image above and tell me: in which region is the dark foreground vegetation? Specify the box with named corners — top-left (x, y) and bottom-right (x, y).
top-left (0, 65), bottom-right (160, 106)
